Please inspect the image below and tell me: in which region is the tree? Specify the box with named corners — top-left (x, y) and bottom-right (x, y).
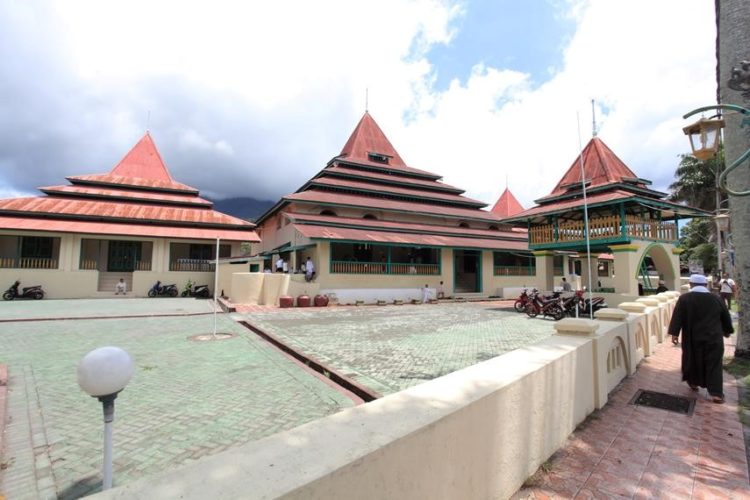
top-left (668, 152), bottom-right (724, 276)
top-left (717, 0), bottom-right (750, 358)
top-left (678, 218), bottom-right (717, 274)
top-left (668, 151), bottom-right (725, 212)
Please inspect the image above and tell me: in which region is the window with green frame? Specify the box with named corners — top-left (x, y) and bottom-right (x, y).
top-left (330, 242), bottom-right (440, 274)
top-left (21, 236), bottom-right (55, 259)
top-left (493, 251), bottom-right (535, 276)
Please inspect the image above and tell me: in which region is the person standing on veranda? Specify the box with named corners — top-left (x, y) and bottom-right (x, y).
top-left (667, 274), bottom-right (734, 403)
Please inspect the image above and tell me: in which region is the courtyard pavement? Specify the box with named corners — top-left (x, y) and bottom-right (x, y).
top-left (0, 299), bottom-right (557, 499)
top-left (244, 302), bottom-right (555, 395)
top-left (0, 299), bottom-right (355, 499)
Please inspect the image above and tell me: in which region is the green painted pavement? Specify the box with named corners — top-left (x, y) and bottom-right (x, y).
top-left (0, 310), bottom-right (353, 499)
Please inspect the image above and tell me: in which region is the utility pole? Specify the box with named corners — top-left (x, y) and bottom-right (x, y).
top-left (717, 0), bottom-right (750, 357)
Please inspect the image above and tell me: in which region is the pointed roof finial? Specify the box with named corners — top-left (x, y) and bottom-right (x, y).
top-left (365, 88), bottom-right (369, 113)
top-left (591, 99), bottom-right (597, 137)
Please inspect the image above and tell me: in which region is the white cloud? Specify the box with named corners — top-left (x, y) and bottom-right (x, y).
top-left (392, 0), bottom-right (716, 208)
top-left (0, 0), bottom-right (716, 211)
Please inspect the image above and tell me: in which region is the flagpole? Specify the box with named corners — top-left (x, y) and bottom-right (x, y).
top-left (577, 113), bottom-right (595, 319)
top-left (214, 237), bottom-right (219, 337)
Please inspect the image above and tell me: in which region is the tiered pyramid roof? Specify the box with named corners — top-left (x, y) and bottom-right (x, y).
top-left (258, 112), bottom-right (525, 251)
top-left (0, 133), bottom-right (259, 242)
top-left (504, 136), bottom-right (706, 223)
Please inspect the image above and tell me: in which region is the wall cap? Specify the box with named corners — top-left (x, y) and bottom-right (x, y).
top-left (594, 308), bottom-right (629, 321)
top-left (652, 294), bottom-right (669, 303)
top-left (554, 318), bottom-right (599, 335)
top-left (617, 302), bottom-right (647, 313)
top-left (635, 297), bottom-right (659, 307)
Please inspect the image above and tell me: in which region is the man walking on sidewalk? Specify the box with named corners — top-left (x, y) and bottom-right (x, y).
top-left (668, 274), bottom-right (734, 403)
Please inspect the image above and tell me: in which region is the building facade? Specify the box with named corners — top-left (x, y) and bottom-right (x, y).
top-left (254, 112), bottom-right (535, 303)
top-left (0, 133), bottom-right (259, 298)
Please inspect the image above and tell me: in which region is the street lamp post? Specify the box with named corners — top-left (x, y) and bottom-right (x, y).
top-left (76, 346), bottom-right (135, 490)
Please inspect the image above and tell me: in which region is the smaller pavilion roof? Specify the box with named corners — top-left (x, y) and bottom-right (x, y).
top-left (535, 137), bottom-right (658, 204)
top-left (490, 188), bottom-right (524, 218)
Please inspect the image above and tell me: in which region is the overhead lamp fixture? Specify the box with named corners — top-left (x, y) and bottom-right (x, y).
top-left (682, 116), bottom-right (724, 161)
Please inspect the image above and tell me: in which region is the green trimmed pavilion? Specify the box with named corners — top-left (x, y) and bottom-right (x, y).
top-left (502, 136), bottom-right (708, 296)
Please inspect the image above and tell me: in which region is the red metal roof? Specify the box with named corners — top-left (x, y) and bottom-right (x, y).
top-left (38, 185), bottom-right (213, 206)
top-left (308, 177), bottom-right (486, 207)
top-left (543, 137), bottom-right (643, 199)
top-left (293, 223), bottom-right (528, 251)
top-left (338, 113), bottom-right (439, 178)
top-left (0, 216), bottom-right (259, 242)
top-left (0, 197), bottom-right (252, 227)
top-left (324, 165), bottom-right (464, 193)
top-left (284, 191), bottom-right (503, 222)
top-left (490, 188), bottom-right (524, 218)
top-left (111, 133), bottom-right (173, 182)
top-left (67, 173), bottom-right (198, 193)
top-left (509, 190), bottom-right (633, 220)
top-left (285, 212), bottom-right (525, 240)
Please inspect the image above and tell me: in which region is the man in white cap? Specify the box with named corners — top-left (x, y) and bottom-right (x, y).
top-left (667, 274), bottom-right (734, 403)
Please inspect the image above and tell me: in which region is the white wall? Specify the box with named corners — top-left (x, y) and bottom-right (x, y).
top-left (93, 308), bottom-right (659, 500)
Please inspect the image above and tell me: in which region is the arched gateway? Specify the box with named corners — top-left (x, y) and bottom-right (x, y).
top-left (503, 137), bottom-right (706, 297)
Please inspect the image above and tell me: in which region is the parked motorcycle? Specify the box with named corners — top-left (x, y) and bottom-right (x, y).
top-left (181, 283), bottom-right (210, 298)
top-left (148, 281), bottom-right (178, 297)
top-left (3, 280), bottom-right (45, 300)
top-left (525, 289), bottom-right (565, 321)
top-left (561, 290), bottom-right (608, 317)
top-left (513, 288), bottom-right (535, 313)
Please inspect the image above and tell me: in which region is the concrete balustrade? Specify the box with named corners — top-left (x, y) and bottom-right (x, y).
top-left (93, 300), bottom-right (675, 500)
top-left (635, 297), bottom-right (664, 346)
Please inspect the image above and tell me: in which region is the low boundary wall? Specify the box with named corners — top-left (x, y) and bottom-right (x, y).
top-left (94, 299), bottom-right (677, 500)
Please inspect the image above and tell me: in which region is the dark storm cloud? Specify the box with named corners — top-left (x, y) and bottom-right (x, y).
top-left (0, 4), bottom-right (357, 201)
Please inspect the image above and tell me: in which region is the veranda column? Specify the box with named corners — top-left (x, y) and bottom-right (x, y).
top-left (609, 244), bottom-right (640, 296)
top-left (532, 250), bottom-right (555, 291)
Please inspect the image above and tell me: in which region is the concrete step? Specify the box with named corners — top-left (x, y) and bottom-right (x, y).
top-left (98, 272), bottom-right (133, 292)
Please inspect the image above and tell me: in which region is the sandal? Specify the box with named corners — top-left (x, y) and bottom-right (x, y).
top-left (711, 396), bottom-right (725, 404)
top-left (671, 337), bottom-right (679, 345)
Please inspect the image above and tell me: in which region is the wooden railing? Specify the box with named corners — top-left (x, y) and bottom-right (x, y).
top-left (135, 260), bottom-right (152, 271)
top-left (169, 260), bottom-right (214, 272)
top-left (331, 261), bottom-right (440, 275)
top-left (493, 266), bottom-right (536, 276)
top-left (0, 257), bottom-right (58, 269)
top-left (80, 259), bottom-right (98, 270)
top-left (530, 216), bottom-right (677, 245)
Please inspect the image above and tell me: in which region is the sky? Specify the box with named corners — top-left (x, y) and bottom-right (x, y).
top-left (0, 0), bottom-right (717, 210)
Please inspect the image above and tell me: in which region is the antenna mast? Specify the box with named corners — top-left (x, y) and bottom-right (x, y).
top-left (591, 99), bottom-right (597, 137)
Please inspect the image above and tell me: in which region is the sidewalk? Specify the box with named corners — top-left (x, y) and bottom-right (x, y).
top-left (514, 337), bottom-right (750, 499)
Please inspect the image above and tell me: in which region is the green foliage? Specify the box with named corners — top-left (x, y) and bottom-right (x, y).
top-left (668, 150), bottom-right (726, 211)
top-left (670, 151), bottom-right (726, 274)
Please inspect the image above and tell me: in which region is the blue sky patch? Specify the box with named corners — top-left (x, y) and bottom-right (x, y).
top-left (427, 1), bottom-right (575, 90)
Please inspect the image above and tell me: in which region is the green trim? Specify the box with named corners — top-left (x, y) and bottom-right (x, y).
top-left (610, 244), bottom-right (639, 252)
top-left (532, 250), bottom-right (556, 256)
top-left (530, 235), bottom-right (631, 251)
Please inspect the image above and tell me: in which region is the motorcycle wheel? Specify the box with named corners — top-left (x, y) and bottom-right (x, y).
top-left (148, 289), bottom-right (157, 298)
top-left (181, 290), bottom-right (189, 297)
top-left (198, 290), bottom-right (210, 298)
top-left (33, 291), bottom-right (44, 300)
top-left (549, 305), bottom-right (565, 321)
top-left (513, 299), bottom-right (525, 313)
top-left (525, 303), bottom-right (539, 318)
top-left (2, 291), bottom-right (13, 301)
top-left (169, 288), bottom-right (178, 297)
